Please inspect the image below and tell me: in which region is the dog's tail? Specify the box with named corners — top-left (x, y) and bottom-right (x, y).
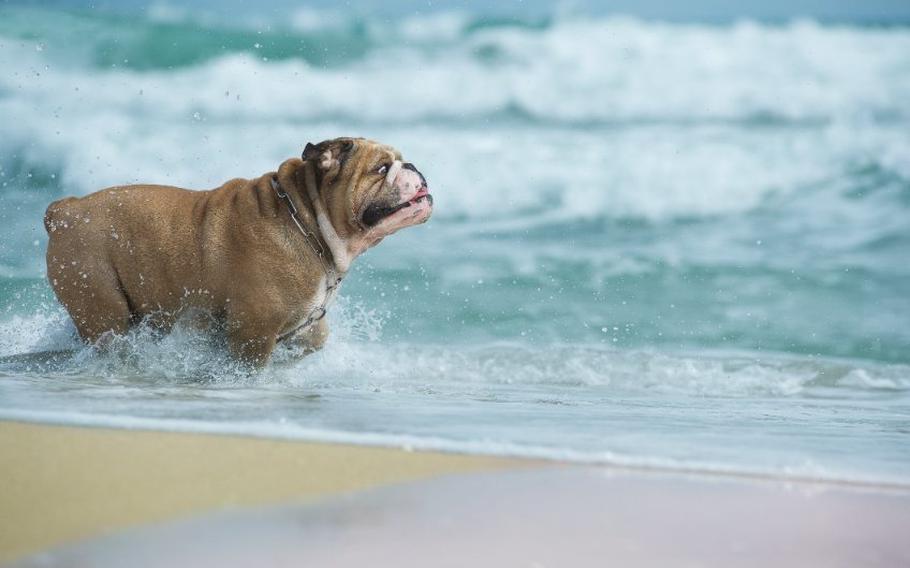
top-left (43, 197), bottom-right (77, 234)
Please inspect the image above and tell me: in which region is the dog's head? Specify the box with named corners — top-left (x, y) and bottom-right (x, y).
top-left (300, 137), bottom-right (433, 266)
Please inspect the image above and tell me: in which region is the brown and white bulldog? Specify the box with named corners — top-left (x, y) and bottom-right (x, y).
top-left (44, 137), bottom-right (433, 367)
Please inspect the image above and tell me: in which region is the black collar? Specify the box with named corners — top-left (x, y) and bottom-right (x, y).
top-left (270, 175), bottom-right (343, 291)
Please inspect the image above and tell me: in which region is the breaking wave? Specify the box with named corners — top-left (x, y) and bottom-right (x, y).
top-left (1, 5), bottom-right (908, 484)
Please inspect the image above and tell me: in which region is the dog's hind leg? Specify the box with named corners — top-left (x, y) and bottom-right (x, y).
top-left (47, 253), bottom-right (131, 346)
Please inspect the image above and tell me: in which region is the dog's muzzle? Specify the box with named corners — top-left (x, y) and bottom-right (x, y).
top-left (361, 161), bottom-right (432, 227)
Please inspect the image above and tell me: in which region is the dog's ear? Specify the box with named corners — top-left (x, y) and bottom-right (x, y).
top-left (302, 141), bottom-right (335, 171)
top-left (302, 142), bottom-right (320, 161)
top-left (303, 140), bottom-right (350, 172)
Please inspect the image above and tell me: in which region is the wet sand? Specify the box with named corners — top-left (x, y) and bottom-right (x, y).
top-left (11, 467), bottom-right (910, 568)
top-left (3, 420), bottom-right (909, 567)
top-left (0, 420), bottom-right (522, 563)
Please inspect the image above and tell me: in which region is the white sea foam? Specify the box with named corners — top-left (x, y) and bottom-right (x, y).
top-left (2, 299), bottom-right (906, 396)
top-left (0, 309), bottom-right (79, 357)
top-left (1, 16), bottom-right (909, 226)
top-left (1, 11), bottom-right (908, 485)
top-left (5, 16), bottom-right (909, 123)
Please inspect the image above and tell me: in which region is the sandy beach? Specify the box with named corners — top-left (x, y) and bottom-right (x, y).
top-left (2, 419), bottom-right (908, 567)
top-left (0, 420), bottom-right (522, 563)
top-left (2, 1), bottom-right (909, 565)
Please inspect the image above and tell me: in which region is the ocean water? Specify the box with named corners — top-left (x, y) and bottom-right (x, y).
top-left (0, 5), bottom-right (909, 484)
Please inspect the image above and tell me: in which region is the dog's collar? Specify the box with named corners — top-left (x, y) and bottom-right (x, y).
top-left (270, 175), bottom-right (343, 292)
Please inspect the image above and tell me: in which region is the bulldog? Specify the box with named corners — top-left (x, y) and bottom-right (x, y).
top-left (44, 137), bottom-right (432, 367)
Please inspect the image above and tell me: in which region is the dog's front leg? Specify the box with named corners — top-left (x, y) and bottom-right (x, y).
top-left (282, 318), bottom-right (330, 359)
top-left (228, 330), bottom-right (277, 369)
top-left (226, 311), bottom-right (280, 369)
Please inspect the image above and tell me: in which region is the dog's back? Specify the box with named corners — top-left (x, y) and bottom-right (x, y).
top-left (45, 184), bottom-right (215, 342)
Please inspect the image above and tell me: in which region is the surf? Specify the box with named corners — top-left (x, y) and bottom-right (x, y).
top-left (1, 4), bottom-right (908, 486)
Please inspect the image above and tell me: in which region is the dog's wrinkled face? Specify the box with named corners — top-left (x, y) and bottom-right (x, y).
top-left (303, 137), bottom-right (433, 255)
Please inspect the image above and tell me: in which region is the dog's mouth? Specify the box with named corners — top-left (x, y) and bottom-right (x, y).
top-left (362, 188), bottom-right (433, 227)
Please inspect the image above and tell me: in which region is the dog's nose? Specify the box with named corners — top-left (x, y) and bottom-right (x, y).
top-left (402, 162), bottom-right (427, 188)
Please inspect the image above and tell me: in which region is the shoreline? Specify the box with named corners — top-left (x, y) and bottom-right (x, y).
top-left (3, 419), bottom-right (909, 567)
top-left (3, 420), bottom-right (909, 566)
top-left (0, 420), bottom-right (526, 563)
top-left (3, 411), bottom-right (908, 492)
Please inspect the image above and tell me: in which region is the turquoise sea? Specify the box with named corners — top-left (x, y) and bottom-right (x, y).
top-left (0, 4), bottom-right (908, 484)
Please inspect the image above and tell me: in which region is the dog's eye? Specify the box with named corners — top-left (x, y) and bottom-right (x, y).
top-left (375, 163), bottom-right (389, 176)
